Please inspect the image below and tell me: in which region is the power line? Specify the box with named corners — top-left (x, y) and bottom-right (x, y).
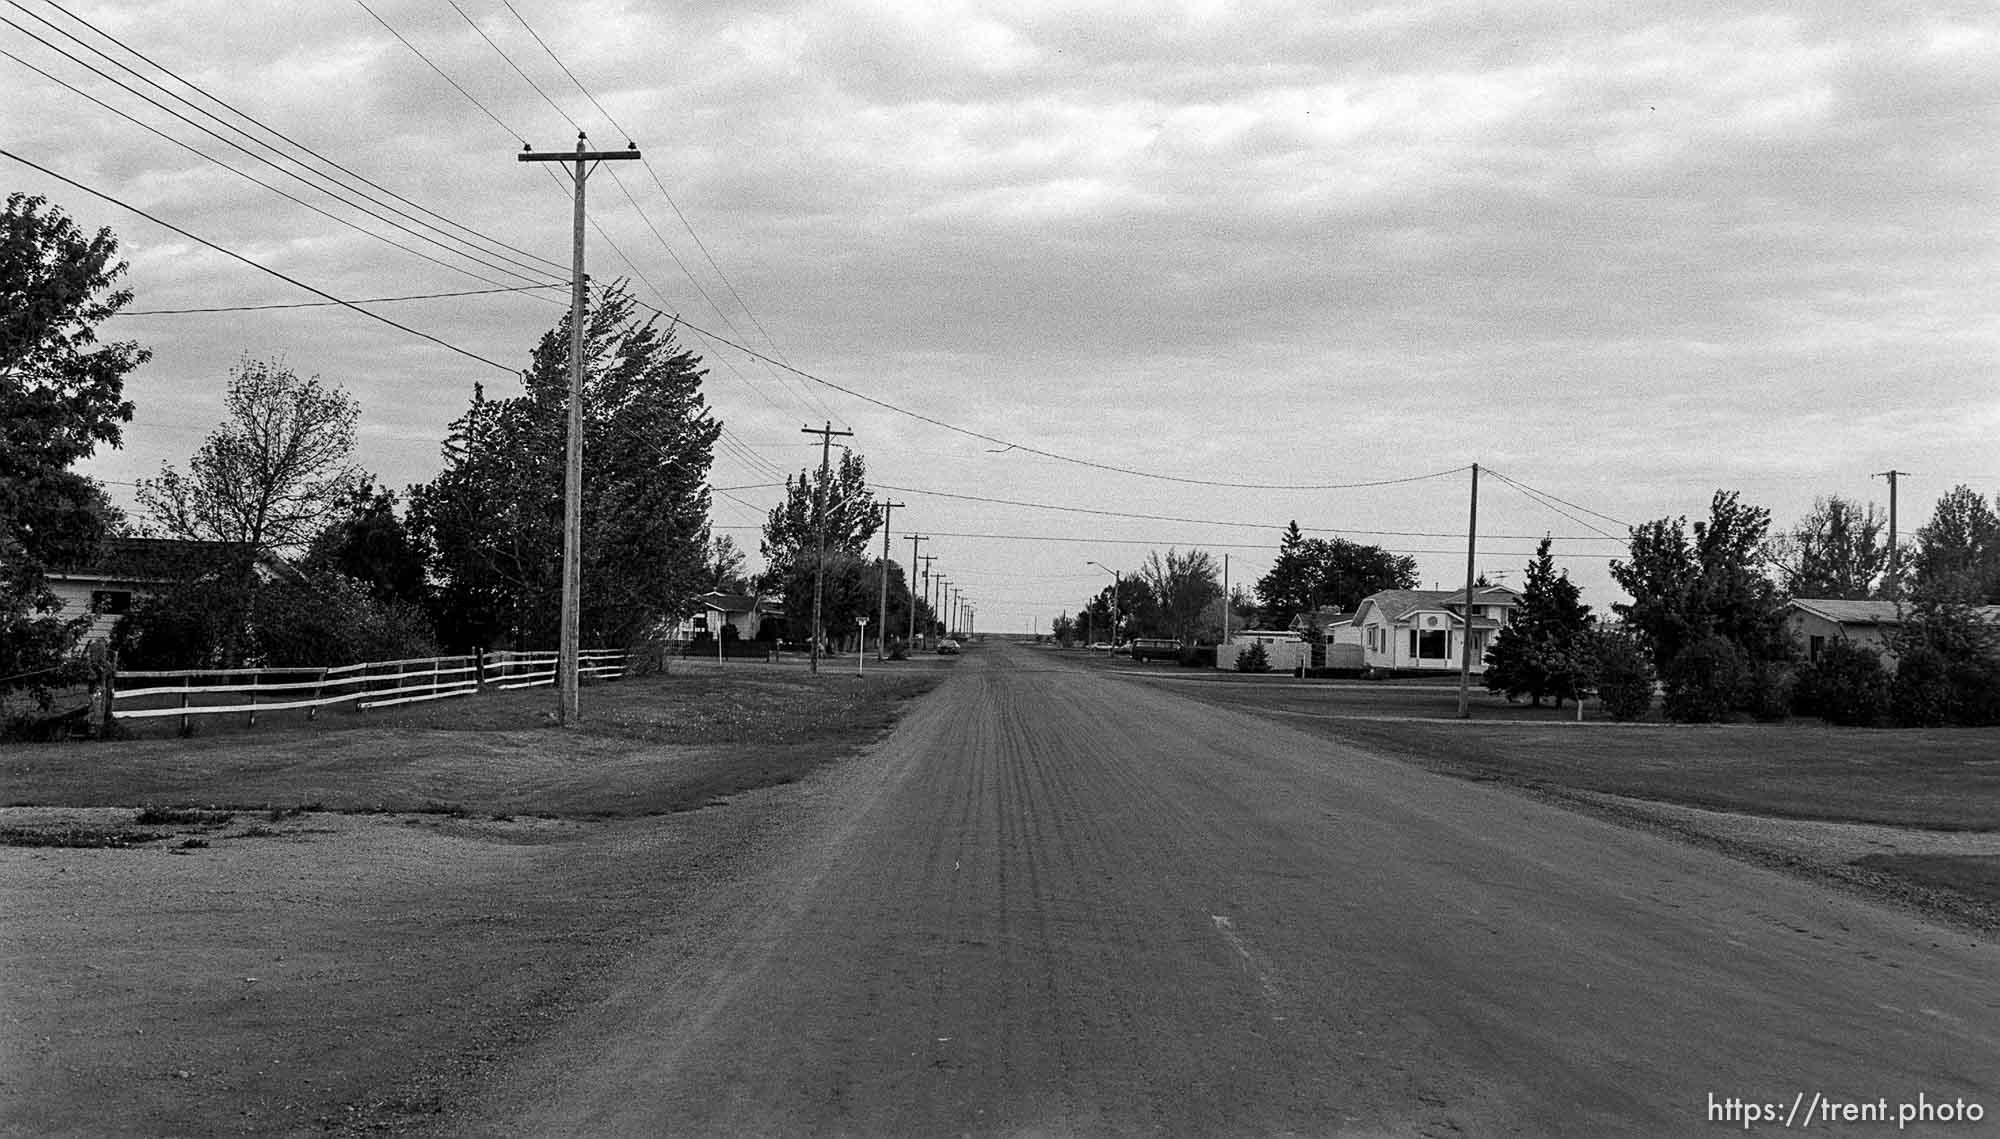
top-left (1483, 468), bottom-right (1631, 532)
top-left (871, 481), bottom-right (1623, 540)
top-left (0, 15), bottom-right (563, 291)
top-left (445, 0), bottom-right (577, 132)
top-left (351, 0), bottom-right (524, 143)
top-left (706, 524), bottom-right (1628, 558)
top-left (12, 0), bottom-right (570, 284)
top-left (637, 308), bottom-right (1475, 492)
top-left (115, 283), bottom-right (564, 315)
top-left (2, 148), bottom-right (517, 373)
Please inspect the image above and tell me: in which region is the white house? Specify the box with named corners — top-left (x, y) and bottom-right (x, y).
top-left (43, 537), bottom-right (260, 646)
top-left (1352, 585), bottom-right (1521, 674)
top-left (667, 591), bottom-right (783, 642)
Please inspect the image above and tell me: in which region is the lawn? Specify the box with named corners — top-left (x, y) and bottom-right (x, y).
top-left (3, 666), bottom-right (944, 818)
top-left (1135, 672), bottom-right (2000, 831)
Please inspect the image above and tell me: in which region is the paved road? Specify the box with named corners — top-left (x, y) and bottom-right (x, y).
top-left (457, 642), bottom-right (1998, 1137)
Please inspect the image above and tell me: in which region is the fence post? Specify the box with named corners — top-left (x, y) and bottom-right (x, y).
top-left (247, 669), bottom-right (258, 729)
top-left (179, 672), bottom-right (191, 735)
top-left (308, 667), bottom-right (326, 722)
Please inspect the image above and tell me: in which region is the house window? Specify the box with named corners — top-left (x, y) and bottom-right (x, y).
top-left (90, 590), bottom-right (132, 615)
top-left (1809, 635), bottom-right (1825, 663)
top-left (1418, 630), bottom-right (1449, 659)
top-left (1408, 630), bottom-right (1418, 659)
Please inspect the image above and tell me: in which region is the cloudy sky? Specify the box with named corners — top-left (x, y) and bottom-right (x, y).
top-left (6, 0), bottom-right (1996, 635)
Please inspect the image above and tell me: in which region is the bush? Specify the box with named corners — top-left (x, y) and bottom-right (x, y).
top-left (1593, 633), bottom-right (1655, 721)
top-left (1889, 646), bottom-right (1953, 728)
top-left (1737, 659), bottom-right (1797, 722)
top-left (1236, 642), bottom-right (1271, 673)
top-left (1794, 640), bottom-right (1889, 727)
top-left (1661, 636), bottom-right (1745, 723)
top-left (250, 575), bottom-right (438, 667)
top-left (1947, 658), bottom-right (2000, 726)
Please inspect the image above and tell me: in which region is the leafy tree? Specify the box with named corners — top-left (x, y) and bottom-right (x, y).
top-left (1142, 547), bottom-right (1223, 647)
top-left (1051, 612), bottom-right (1075, 647)
top-left (410, 281), bottom-right (719, 650)
top-left (1482, 538), bottom-right (1595, 707)
top-left (302, 480), bottom-right (427, 605)
top-left (700, 534), bottom-right (750, 595)
top-left (1886, 598), bottom-right (2000, 726)
top-left (1909, 485), bottom-right (2000, 604)
top-left (1592, 630), bottom-right (1655, 721)
top-left (1660, 634), bottom-right (1747, 723)
top-left (1254, 521), bottom-right (1417, 626)
top-left (1764, 495), bottom-right (1890, 600)
top-left (2, 193), bottom-right (147, 692)
top-left (248, 575), bottom-right (437, 667)
top-left (1612, 490), bottom-right (1788, 676)
top-left (138, 357), bottom-right (362, 560)
top-left (759, 449), bottom-right (887, 646)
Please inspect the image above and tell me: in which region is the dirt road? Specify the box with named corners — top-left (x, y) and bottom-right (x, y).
top-left (449, 642), bottom-right (1998, 1137)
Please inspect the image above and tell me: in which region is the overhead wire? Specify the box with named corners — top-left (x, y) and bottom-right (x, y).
top-left (1484, 468), bottom-right (1627, 541)
top-left (13, 0), bottom-right (571, 284)
top-left (0, 12), bottom-right (566, 292)
top-left (483, 0), bottom-right (841, 425)
top-left (115, 283), bottom-right (566, 315)
top-left (872, 482), bottom-right (1624, 541)
top-left (1, 148), bottom-right (519, 373)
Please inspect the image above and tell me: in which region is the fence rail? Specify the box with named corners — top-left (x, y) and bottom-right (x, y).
top-left (108, 648), bottom-right (628, 728)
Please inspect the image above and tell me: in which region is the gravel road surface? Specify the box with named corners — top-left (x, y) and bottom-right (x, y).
top-left (451, 642), bottom-right (1998, 1137)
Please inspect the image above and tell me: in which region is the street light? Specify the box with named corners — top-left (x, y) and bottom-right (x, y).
top-left (1086, 560), bottom-right (1120, 648)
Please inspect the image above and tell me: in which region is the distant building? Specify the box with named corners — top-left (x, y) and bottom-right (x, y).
top-left (668, 591), bottom-right (783, 642)
top-left (1782, 599), bottom-right (1905, 667)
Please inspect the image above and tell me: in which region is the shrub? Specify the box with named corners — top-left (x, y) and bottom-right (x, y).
top-left (1795, 640), bottom-right (1889, 727)
top-left (1236, 642), bottom-right (1271, 673)
top-left (1661, 636), bottom-right (1744, 723)
top-left (1737, 659), bottom-right (1797, 722)
top-left (1593, 632), bottom-right (1655, 721)
top-left (1948, 658), bottom-right (2000, 726)
top-left (1889, 646), bottom-right (1953, 728)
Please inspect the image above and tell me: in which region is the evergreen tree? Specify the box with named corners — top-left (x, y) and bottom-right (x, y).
top-left (410, 281), bottom-right (718, 650)
top-left (1482, 538), bottom-right (1595, 706)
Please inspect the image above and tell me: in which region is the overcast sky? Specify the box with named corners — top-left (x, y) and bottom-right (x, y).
top-left (6, 0), bottom-right (1996, 635)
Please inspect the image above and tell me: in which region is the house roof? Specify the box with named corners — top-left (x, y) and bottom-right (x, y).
top-left (701, 591), bottom-right (760, 613)
top-left (48, 537), bottom-right (257, 582)
top-left (1785, 598), bottom-right (1904, 627)
top-left (1437, 584), bottom-right (1523, 607)
top-left (1285, 606), bottom-right (1354, 630)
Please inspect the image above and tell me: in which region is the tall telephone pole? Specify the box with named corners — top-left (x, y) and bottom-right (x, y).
top-left (906, 534), bottom-right (928, 648)
top-left (518, 133), bottom-right (640, 726)
top-left (1875, 469), bottom-right (1909, 598)
top-left (877, 499), bottom-right (903, 660)
top-left (1457, 462), bottom-right (1480, 720)
top-left (801, 422), bottom-right (855, 674)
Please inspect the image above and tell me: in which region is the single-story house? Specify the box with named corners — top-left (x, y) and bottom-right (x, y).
top-left (43, 537), bottom-right (261, 646)
top-left (1352, 585), bottom-right (1522, 674)
top-left (669, 591), bottom-right (783, 642)
top-left (1287, 606), bottom-right (1365, 669)
top-left (1783, 599), bottom-right (1903, 667)
top-left (1782, 598), bottom-right (2000, 671)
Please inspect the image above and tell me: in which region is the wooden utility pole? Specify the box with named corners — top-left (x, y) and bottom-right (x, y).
top-left (1875, 469), bottom-right (1909, 598)
top-left (920, 555), bottom-right (938, 646)
top-left (801, 421), bottom-right (855, 675)
top-left (906, 534), bottom-right (928, 649)
top-left (519, 133), bottom-right (641, 726)
top-left (1457, 462), bottom-right (1480, 719)
top-left (877, 499), bottom-right (904, 660)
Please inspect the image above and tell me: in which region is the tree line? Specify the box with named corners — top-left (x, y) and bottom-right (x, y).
top-left (2, 192), bottom-right (890, 700)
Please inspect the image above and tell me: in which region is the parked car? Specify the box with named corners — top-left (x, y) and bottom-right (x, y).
top-left (937, 639), bottom-right (960, 655)
top-left (1089, 642), bottom-right (1112, 652)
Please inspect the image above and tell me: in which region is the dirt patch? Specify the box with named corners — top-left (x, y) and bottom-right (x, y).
top-left (0, 668), bottom-right (945, 1137)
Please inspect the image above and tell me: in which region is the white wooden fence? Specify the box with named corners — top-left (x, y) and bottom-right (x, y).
top-left (111, 648), bottom-right (627, 729)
